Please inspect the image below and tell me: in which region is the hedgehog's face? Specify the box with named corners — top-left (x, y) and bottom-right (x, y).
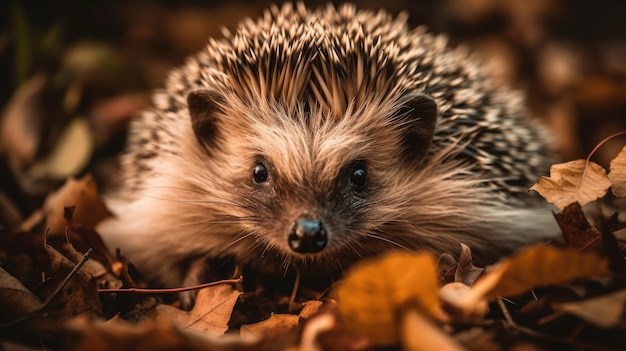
top-left (187, 89), bottom-right (438, 265)
top-left (246, 154), bottom-right (371, 257)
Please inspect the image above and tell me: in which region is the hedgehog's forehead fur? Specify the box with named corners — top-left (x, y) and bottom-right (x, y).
top-left (168, 2), bottom-right (464, 118)
top-left (218, 96), bottom-right (406, 189)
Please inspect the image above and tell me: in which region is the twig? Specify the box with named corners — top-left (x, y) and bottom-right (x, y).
top-left (97, 276), bottom-right (243, 294)
top-left (288, 268), bottom-right (301, 313)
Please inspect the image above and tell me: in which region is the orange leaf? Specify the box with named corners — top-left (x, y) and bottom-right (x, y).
top-left (478, 246), bottom-right (611, 299)
top-left (335, 252), bottom-right (440, 346)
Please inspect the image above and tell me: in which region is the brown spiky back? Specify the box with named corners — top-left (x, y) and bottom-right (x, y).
top-left (126, 2), bottom-right (551, 201)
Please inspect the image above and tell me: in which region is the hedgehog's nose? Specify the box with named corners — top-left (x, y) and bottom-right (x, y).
top-left (288, 218), bottom-right (327, 253)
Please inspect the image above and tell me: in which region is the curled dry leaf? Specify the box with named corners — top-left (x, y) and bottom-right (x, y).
top-left (335, 252), bottom-right (440, 346)
top-left (438, 244), bottom-right (484, 286)
top-left (455, 244), bottom-right (484, 286)
top-left (40, 174), bottom-right (112, 237)
top-left (530, 159), bottom-right (611, 210)
top-left (608, 145), bottom-right (626, 197)
top-left (155, 284), bottom-right (241, 336)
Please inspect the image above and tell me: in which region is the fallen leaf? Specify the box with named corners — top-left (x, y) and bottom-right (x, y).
top-left (454, 244), bottom-right (484, 286)
top-left (64, 205), bottom-right (117, 268)
top-left (335, 252), bottom-right (440, 346)
top-left (554, 202), bottom-right (603, 252)
top-left (401, 308), bottom-right (465, 351)
top-left (29, 117), bottom-right (94, 180)
top-left (479, 246), bottom-right (611, 299)
top-left (0, 266), bottom-right (43, 323)
top-left (441, 246), bottom-right (612, 319)
top-left (554, 202), bottom-right (626, 273)
top-left (299, 300), bottom-right (324, 320)
top-left (553, 289), bottom-right (626, 328)
top-left (438, 244), bottom-right (484, 286)
top-left (240, 313), bottom-right (300, 340)
top-left (0, 73), bottom-right (47, 175)
top-left (42, 174), bottom-right (112, 238)
top-left (608, 145), bottom-right (626, 197)
top-left (37, 240), bottom-right (103, 319)
top-left (61, 316), bottom-right (257, 351)
top-left (155, 284), bottom-right (241, 335)
top-left (530, 159), bottom-right (611, 210)
top-left (64, 231), bottom-right (122, 290)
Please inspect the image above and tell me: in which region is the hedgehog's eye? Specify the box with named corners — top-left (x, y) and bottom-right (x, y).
top-left (350, 161), bottom-right (367, 191)
top-left (253, 163), bottom-right (269, 183)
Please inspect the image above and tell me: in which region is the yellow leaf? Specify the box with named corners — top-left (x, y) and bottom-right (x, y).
top-left (530, 159), bottom-right (611, 210)
top-left (477, 246), bottom-right (611, 299)
top-left (335, 252), bottom-right (439, 346)
top-left (608, 145), bottom-right (626, 197)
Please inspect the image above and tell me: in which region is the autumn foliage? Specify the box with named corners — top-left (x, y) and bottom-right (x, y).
top-left (0, 145), bottom-right (624, 350)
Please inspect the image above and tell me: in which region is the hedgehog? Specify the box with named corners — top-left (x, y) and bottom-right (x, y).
top-left (97, 3), bottom-right (556, 297)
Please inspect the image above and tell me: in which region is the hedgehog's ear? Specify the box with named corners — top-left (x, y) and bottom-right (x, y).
top-left (398, 94), bottom-right (438, 161)
top-left (187, 89), bottom-right (225, 150)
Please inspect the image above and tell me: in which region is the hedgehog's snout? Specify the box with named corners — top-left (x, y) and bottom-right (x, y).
top-left (288, 217), bottom-right (328, 254)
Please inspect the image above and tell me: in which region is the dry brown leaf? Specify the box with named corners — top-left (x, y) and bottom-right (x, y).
top-left (554, 202), bottom-right (626, 273)
top-left (554, 202), bottom-right (604, 252)
top-left (455, 244), bottom-right (484, 286)
top-left (335, 252), bottom-right (440, 346)
top-left (61, 316), bottom-right (256, 351)
top-left (42, 175), bottom-right (112, 237)
top-left (38, 242), bottom-right (104, 318)
top-left (240, 313), bottom-right (300, 340)
top-left (155, 284), bottom-right (241, 335)
top-left (553, 289), bottom-right (626, 328)
top-left (438, 244), bottom-right (484, 286)
top-left (530, 159), bottom-right (611, 210)
top-left (0, 267), bottom-right (43, 323)
top-left (608, 145), bottom-right (626, 197)
top-left (299, 300), bottom-right (324, 320)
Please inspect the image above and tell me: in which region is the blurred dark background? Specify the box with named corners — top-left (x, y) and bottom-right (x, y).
top-left (1, 0), bottom-right (626, 222)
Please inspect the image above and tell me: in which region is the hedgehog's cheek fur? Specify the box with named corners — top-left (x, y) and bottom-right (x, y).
top-left (396, 93), bottom-right (439, 164)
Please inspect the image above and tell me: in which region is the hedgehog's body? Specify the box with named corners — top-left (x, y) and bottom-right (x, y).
top-left (98, 3), bottom-right (555, 292)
